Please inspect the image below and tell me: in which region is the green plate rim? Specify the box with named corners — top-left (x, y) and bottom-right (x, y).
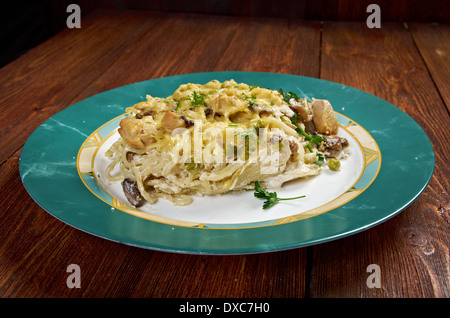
top-left (19, 71), bottom-right (435, 255)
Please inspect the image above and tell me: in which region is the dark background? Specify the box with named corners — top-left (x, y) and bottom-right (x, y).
top-left (1, 0), bottom-right (449, 68)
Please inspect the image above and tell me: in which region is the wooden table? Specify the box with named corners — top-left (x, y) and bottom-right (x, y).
top-left (0, 9), bottom-right (448, 301)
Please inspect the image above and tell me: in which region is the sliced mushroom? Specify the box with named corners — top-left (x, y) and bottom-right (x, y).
top-left (319, 135), bottom-right (349, 157)
top-left (181, 115), bottom-right (194, 127)
top-left (289, 98), bottom-right (316, 133)
top-left (204, 108), bottom-right (213, 117)
top-left (126, 152), bottom-right (135, 162)
top-left (289, 98), bottom-right (312, 122)
top-left (122, 178), bottom-right (144, 207)
top-left (289, 140), bottom-right (299, 154)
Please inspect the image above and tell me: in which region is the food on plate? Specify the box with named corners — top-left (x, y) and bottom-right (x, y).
top-left (104, 79), bottom-right (350, 208)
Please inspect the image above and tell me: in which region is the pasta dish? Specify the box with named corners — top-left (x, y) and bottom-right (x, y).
top-left (105, 79), bottom-right (350, 207)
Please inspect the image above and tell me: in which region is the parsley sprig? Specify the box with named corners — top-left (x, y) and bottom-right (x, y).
top-left (290, 113), bottom-right (323, 152)
top-left (254, 181), bottom-right (306, 209)
top-left (278, 88), bottom-right (324, 151)
top-left (278, 89), bottom-right (300, 103)
top-left (315, 153), bottom-right (325, 165)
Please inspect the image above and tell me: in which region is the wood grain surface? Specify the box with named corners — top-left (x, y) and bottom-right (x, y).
top-left (0, 9), bottom-right (448, 299)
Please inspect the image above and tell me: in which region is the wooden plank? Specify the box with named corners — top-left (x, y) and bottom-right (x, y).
top-left (73, 15), bottom-right (322, 102)
top-left (409, 22), bottom-right (450, 112)
top-left (70, 14), bottom-right (322, 298)
top-left (0, 12), bottom-right (322, 298)
top-left (71, 13), bottom-right (242, 101)
top-left (311, 21), bottom-right (449, 297)
top-left (71, 14), bottom-right (321, 298)
top-left (0, 9), bottom-right (164, 164)
top-left (0, 150), bottom-right (309, 297)
top-left (215, 18), bottom-right (321, 76)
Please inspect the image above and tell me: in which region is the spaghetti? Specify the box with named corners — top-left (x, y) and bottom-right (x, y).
top-left (105, 79), bottom-right (349, 206)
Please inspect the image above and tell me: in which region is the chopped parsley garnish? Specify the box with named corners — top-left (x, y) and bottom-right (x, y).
top-left (242, 93), bottom-right (256, 106)
top-left (249, 84), bottom-right (262, 90)
top-left (278, 89), bottom-right (300, 103)
top-left (189, 91), bottom-right (206, 107)
top-left (254, 181), bottom-right (306, 209)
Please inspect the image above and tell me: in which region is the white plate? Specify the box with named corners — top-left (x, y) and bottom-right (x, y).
top-left (80, 112), bottom-right (376, 229)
